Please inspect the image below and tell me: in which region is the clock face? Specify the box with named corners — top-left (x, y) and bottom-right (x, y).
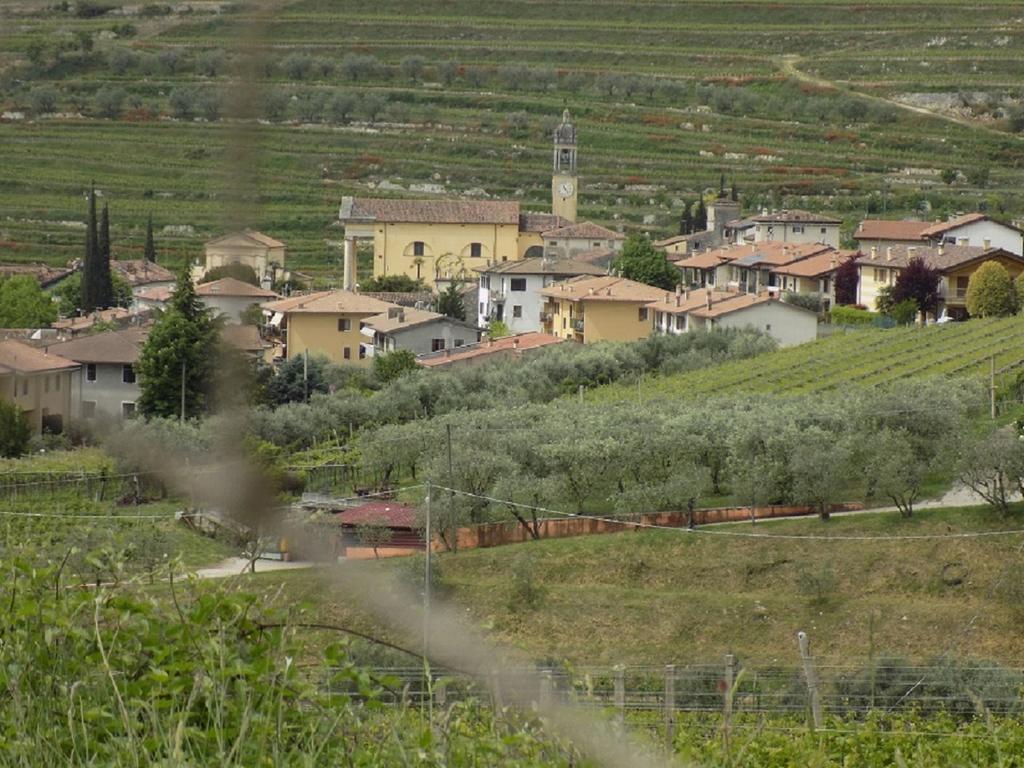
top-left (558, 181), bottom-right (575, 197)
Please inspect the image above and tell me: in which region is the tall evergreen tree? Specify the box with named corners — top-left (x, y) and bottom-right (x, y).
top-left (144, 214), bottom-right (156, 262)
top-left (678, 203), bottom-right (693, 236)
top-left (718, 173), bottom-right (726, 198)
top-left (81, 184), bottom-right (103, 312)
top-left (730, 182), bottom-right (739, 202)
top-left (136, 263), bottom-right (220, 419)
top-left (695, 198), bottom-right (708, 231)
top-left (97, 202), bottom-right (114, 308)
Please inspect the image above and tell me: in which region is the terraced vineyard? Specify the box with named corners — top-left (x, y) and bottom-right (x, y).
top-left (2, 0), bottom-right (1024, 276)
top-left (593, 317), bottom-right (1024, 403)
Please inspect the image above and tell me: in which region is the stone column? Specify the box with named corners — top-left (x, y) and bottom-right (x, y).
top-left (343, 236), bottom-right (356, 291)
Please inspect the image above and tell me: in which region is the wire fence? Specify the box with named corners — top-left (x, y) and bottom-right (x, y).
top-left (333, 659), bottom-right (1024, 721)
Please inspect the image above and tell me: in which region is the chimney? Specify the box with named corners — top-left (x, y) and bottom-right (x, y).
top-left (512, 337), bottom-right (520, 349)
top-left (706, 289), bottom-right (712, 311)
top-left (397, 311), bottom-right (405, 323)
top-left (588, 287), bottom-right (595, 295)
top-left (885, 247), bottom-right (893, 262)
top-left (682, 289), bottom-right (688, 301)
top-left (983, 238), bottom-right (991, 250)
top-left (675, 284), bottom-right (682, 296)
top-left (829, 255), bottom-right (837, 269)
top-left (907, 246), bottom-right (917, 257)
top-left (343, 237), bottom-right (356, 292)
top-left (675, 293), bottom-right (681, 307)
top-left (937, 244), bottom-right (944, 256)
top-left (870, 246), bottom-right (878, 260)
top-left (958, 237), bottom-right (969, 246)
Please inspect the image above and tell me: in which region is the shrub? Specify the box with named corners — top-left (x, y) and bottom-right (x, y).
top-left (282, 53), bottom-right (313, 80)
top-left (965, 262), bottom-right (1018, 318)
top-left (783, 292), bottom-right (823, 313)
top-left (830, 305), bottom-right (876, 325)
top-left (204, 263), bottom-right (259, 285)
top-left (94, 85), bottom-right (127, 118)
top-left (168, 87), bottom-right (196, 119)
top-left (373, 349), bottom-right (418, 384)
top-left (27, 85), bottom-right (59, 116)
top-left (0, 400), bottom-right (31, 459)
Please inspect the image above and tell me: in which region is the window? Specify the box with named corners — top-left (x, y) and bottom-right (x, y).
top-left (792, 225), bottom-right (804, 234)
top-left (55, 375), bottom-right (60, 391)
top-left (510, 278), bottom-right (527, 292)
top-left (21, 380), bottom-right (27, 396)
top-left (638, 307), bottom-right (649, 322)
top-left (593, 241), bottom-right (601, 247)
top-left (82, 401), bottom-right (97, 419)
top-left (121, 401), bottom-right (136, 419)
top-left (413, 241), bottom-right (425, 256)
top-left (359, 346), bottom-right (366, 360)
top-left (343, 347), bottom-right (351, 360)
top-left (512, 305), bottom-right (522, 318)
top-left (470, 242), bottom-right (482, 258)
top-left (562, 317), bottom-right (567, 330)
top-left (122, 365), bottom-right (136, 384)
top-left (431, 338), bottom-right (445, 352)
top-left (765, 324), bottom-right (772, 332)
top-left (820, 227), bottom-right (827, 234)
top-left (86, 363), bottom-right (97, 382)
top-left (675, 316), bottom-right (684, 331)
top-left (454, 339), bottom-right (465, 347)
top-left (337, 318), bottom-right (351, 332)
top-left (956, 276), bottom-right (970, 299)
top-left (873, 268), bottom-right (888, 283)
top-left (479, 302), bottom-right (484, 316)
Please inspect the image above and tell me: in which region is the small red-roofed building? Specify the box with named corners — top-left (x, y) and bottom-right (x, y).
top-left (328, 501), bottom-right (424, 559)
top-left (417, 331), bottom-right (564, 369)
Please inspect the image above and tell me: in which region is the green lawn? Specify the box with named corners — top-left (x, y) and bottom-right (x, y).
top-left (251, 502), bottom-right (1024, 668)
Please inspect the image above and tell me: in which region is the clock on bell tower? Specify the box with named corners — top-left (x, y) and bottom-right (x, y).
top-left (551, 108), bottom-right (578, 223)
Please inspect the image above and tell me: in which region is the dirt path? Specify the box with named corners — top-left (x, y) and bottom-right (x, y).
top-left (193, 557), bottom-right (316, 579)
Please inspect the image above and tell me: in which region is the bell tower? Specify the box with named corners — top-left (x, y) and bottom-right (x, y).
top-left (551, 108), bottom-right (578, 223)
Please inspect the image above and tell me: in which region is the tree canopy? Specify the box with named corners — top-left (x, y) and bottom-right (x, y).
top-left (435, 281), bottom-right (467, 321)
top-left (53, 271), bottom-right (132, 317)
top-left (0, 276), bottom-right (57, 327)
top-left (265, 352), bottom-right (332, 406)
top-left (833, 256), bottom-right (859, 306)
top-left (360, 274), bottom-right (426, 292)
top-left (892, 257), bottom-right (941, 319)
top-left (203, 263), bottom-right (259, 286)
top-left (0, 399), bottom-right (31, 459)
top-left (373, 349), bottom-right (419, 384)
top-left (136, 264), bottom-right (220, 419)
top-left (966, 262), bottom-right (1018, 318)
top-left (612, 233), bottom-right (680, 290)
top-left (81, 187), bottom-right (115, 312)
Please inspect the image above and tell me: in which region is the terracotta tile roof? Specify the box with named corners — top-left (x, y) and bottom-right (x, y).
top-left (538, 275), bottom-right (665, 303)
top-left (752, 209), bottom-right (842, 224)
top-left (135, 285), bottom-right (173, 302)
top-left (919, 213), bottom-right (991, 238)
top-left (45, 327), bottom-right (147, 364)
top-left (773, 249), bottom-right (857, 278)
top-left (340, 196), bottom-right (520, 225)
top-left (855, 244), bottom-right (1024, 272)
top-left (0, 263), bottom-right (75, 288)
top-left (673, 248), bottom-right (732, 270)
top-left (360, 291), bottom-right (434, 307)
top-left (332, 501), bottom-right (419, 529)
top-left (363, 306), bottom-right (476, 335)
top-left (221, 324), bottom-right (267, 353)
top-left (519, 212), bottom-right (570, 233)
top-left (205, 230), bottom-right (286, 249)
top-left (689, 292), bottom-right (809, 320)
top-left (0, 340), bottom-right (79, 374)
top-left (475, 257), bottom-right (606, 277)
top-left (196, 277), bottom-right (279, 299)
top-left (542, 221), bottom-right (624, 240)
top-left (52, 307), bottom-right (132, 332)
top-left (417, 332), bottom-right (564, 367)
top-left (676, 242), bottom-right (830, 271)
top-left (853, 219), bottom-right (931, 242)
top-left (111, 259), bottom-right (176, 286)
top-left (260, 290), bottom-right (396, 316)
top-left (569, 247), bottom-right (617, 266)
top-left (647, 289), bottom-right (741, 315)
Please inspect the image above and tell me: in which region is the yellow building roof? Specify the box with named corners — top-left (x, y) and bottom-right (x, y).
top-left (538, 275), bottom-right (665, 303)
top-left (261, 290), bottom-right (396, 315)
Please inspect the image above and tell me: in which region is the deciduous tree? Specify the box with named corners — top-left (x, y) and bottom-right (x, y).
top-left (966, 261), bottom-right (1018, 318)
top-left (892, 256), bottom-right (940, 320)
top-left (373, 349), bottom-right (418, 384)
top-left (612, 233), bottom-right (680, 290)
top-left (0, 399), bottom-right (31, 459)
top-left (833, 256), bottom-right (859, 306)
top-left (0, 276), bottom-right (58, 327)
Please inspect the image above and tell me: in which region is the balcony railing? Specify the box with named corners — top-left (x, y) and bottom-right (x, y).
top-left (572, 319), bottom-right (585, 332)
top-left (540, 311), bottom-right (553, 323)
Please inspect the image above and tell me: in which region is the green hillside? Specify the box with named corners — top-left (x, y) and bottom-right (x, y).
top-left (2, 0), bottom-right (1023, 275)
top-left (281, 502), bottom-right (1024, 667)
top-left (593, 316), bottom-right (1024, 404)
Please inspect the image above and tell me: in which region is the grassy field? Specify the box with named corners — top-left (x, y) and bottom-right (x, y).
top-left (592, 316), bottom-right (1024, 404)
top-left (258, 502), bottom-right (1024, 667)
top-left (1, 0), bottom-right (1023, 277)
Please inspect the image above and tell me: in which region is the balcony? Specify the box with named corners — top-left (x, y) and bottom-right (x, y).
top-left (490, 289), bottom-right (506, 302)
top-left (540, 311), bottom-right (553, 323)
top-left (572, 319), bottom-right (585, 333)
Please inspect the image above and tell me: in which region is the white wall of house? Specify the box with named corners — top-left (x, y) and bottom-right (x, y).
top-left (543, 236), bottom-right (623, 260)
top-left (478, 272), bottom-right (565, 333)
top-left (200, 295), bottom-right (260, 324)
top-left (71, 362), bottom-right (140, 421)
top-left (710, 302), bottom-right (818, 347)
top-left (932, 220), bottom-right (1023, 256)
top-left (375, 320), bottom-right (479, 356)
top-left (753, 222), bottom-right (840, 249)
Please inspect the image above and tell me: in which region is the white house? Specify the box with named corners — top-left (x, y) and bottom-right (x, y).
top-left (919, 213), bottom-right (1023, 256)
top-left (196, 277), bottom-right (279, 323)
top-left (648, 289), bottom-right (818, 347)
top-left (46, 327), bottom-right (147, 421)
top-left (361, 306), bottom-right (481, 356)
top-left (542, 222), bottom-right (625, 261)
top-left (475, 256), bottom-right (606, 332)
top-left (751, 210), bottom-right (841, 249)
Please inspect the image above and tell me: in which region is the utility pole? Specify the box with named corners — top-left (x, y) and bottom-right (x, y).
top-left (991, 355), bottom-right (997, 420)
top-left (446, 423), bottom-right (455, 552)
top-left (179, 360), bottom-right (186, 423)
top-left (303, 349), bottom-right (309, 403)
top-left (423, 481), bottom-right (432, 718)
top-left (797, 631), bottom-right (823, 730)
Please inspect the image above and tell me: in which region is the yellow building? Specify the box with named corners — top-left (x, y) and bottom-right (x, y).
top-left (203, 230), bottom-right (286, 284)
top-left (856, 244), bottom-right (1024, 319)
top-left (261, 290), bottom-right (396, 366)
top-left (538, 275), bottom-right (664, 344)
top-left (0, 340), bottom-right (78, 434)
top-left (338, 110), bottom-right (621, 289)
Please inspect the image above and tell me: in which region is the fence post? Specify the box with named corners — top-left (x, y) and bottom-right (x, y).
top-left (663, 664), bottom-right (676, 750)
top-left (613, 665), bottom-right (626, 730)
top-left (723, 654), bottom-right (736, 757)
top-left (797, 631), bottom-right (823, 730)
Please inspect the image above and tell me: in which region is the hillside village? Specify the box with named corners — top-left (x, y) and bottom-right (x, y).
top-left (5, 1), bottom-right (1024, 764)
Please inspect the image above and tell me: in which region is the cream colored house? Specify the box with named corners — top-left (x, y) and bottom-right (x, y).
top-left (0, 340), bottom-right (78, 434)
top-left (196, 277), bottom-right (279, 323)
top-left (751, 210), bottom-right (841, 249)
top-left (539, 275), bottom-right (663, 344)
top-left (203, 231), bottom-right (286, 283)
top-left (542, 221), bottom-right (624, 261)
top-left (771, 249), bottom-right (859, 310)
top-left (674, 242), bottom-right (832, 293)
top-left (855, 244), bottom-right (1024, 318)
top-left (261, 290), bottom-right (396, 366)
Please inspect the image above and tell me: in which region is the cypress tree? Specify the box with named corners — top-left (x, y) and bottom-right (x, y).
top-left (81, 184), bottom-right (99, 313)
top-left (144, 214), bottom-right (156, 262)
top-left (695, 198), bottom-right (708, 231)
top-left (97, 203), bottom-right (113, 308)
top-left (718, 172), bottom-right (726, 198)
top-left (678, 203), bottom-right (693, 236)
top-left (730, 182), bottom-right (739, 202)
